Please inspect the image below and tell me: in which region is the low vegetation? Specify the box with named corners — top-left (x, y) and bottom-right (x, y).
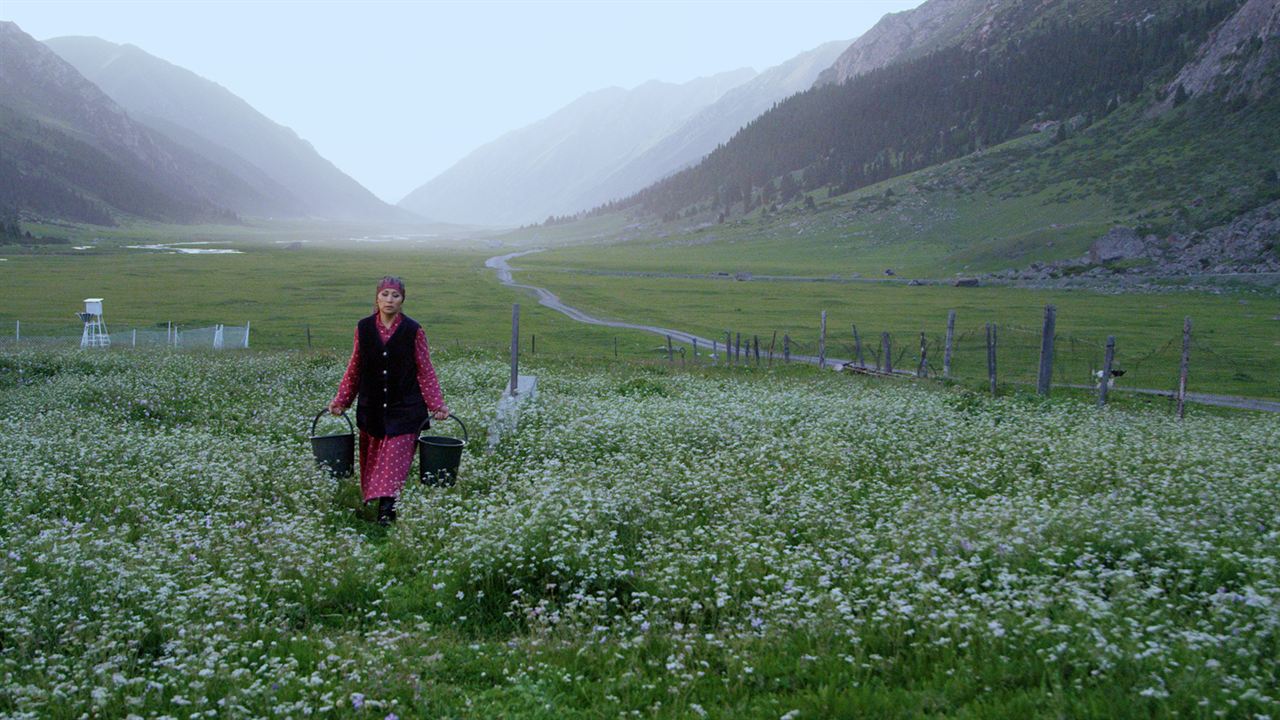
top-left (1, 349), bottom-right (1277, 718)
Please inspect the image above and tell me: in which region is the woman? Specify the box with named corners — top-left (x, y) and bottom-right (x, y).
top-left (329, 276), bottom-right (449, 525)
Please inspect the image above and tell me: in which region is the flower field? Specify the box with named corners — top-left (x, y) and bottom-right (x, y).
top-left (1, 348), bottom-right (1277, 719)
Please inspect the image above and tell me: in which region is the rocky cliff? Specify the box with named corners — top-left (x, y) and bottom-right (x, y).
top-left (813, 0), bottom-right (994, 86)
top-left (1161, 0), bottom-right (1280, 107)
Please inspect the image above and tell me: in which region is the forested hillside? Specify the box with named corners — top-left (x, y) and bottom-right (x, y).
top-left (598, 0), bottom-right (1258, 229)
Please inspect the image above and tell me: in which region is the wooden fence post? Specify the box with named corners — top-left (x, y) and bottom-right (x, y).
top-left (692, 338), bottom-right (698, 365)
top-left (1178, 317), bottom-right (1191, 419)
top-left (753, 335), bottom-right (760, 366)
top-left (1098, 335), bottom-right (1115, 407)
top-left (1037, 304), bottom-right (1056, 396)
top-left (510, 303), bottom-right (520, 395)
top-left (531, 334), bottom-right (536, 355)
top-left (306, 325), bottom-right (312, 349)
top-left (917, 332), bottom-right (927, 378)
top-left (818, 310), bottom-right (827, 369)
top-left (666, 335), bottom-right (674, 363)
top-left (14, 321), bottom-right (18, 342)
top-left (944, 310), bottom-right (956, 378)
top-left (767, 331), bottom-right (777, 368)
top-left (986, 323), bottom-right (998, 396)
top-left (726, 332), bottom-right (734, 366)
top-left (852, 324), bottom-right (864, 368)
top-left (736, 332), bottom-right (742, 363)
top-left (784, 334), bottom-right (791, 364)
top-left (712, 339), bottom-right (719, 365)
top-left (614, 337), bottom-right (618, 358)
top-left (881, 332), bottom-right (892, 374)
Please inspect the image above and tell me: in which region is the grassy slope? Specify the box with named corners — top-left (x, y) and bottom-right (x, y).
top-left (510, 88), bottom-right (1280, 277)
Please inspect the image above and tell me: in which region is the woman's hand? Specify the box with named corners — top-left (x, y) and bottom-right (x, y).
top-left (328, 400), bottom-right (346, 416)
top-left (431, 407), bottom-right (451, 421)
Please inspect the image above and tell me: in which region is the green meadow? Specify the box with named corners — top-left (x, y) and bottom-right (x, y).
top-left (515, 268), bottom-right (1280, 400)
top-left (3, 218), bottom-right (1277, 401)
top-left (0, 231), bottom-right (659, 360)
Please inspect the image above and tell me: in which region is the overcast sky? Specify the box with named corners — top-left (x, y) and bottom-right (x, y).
top-left (3, 0), bottom-right (925, 204)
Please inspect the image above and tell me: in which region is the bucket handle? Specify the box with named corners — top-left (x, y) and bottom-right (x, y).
top-left (419, 413), bottom-right (468, 443)
top-left (311, 408), bottom-right (354, 438)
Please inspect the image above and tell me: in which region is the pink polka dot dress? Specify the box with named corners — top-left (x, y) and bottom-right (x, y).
top-left (331, 314), bottom-right (446, 502)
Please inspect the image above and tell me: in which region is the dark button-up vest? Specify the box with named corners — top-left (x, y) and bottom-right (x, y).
top-left (355, 314), bottom-right (428, 438)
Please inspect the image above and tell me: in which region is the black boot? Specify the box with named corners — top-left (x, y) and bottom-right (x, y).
top-left (377, 496), bottom-right (397, 526)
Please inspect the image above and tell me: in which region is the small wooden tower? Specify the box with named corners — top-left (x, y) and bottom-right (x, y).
top-left (78, 298), bottom-right (111, 348)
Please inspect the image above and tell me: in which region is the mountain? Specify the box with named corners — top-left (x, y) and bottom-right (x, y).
top-left (604, 0), bottom-right (1269, 234)
top-left (0, 21), bottom-right (260, 225)
top-left (814, 0), bottom-right (991, 87)
top-left (397, 69), bottom-right (756, 226)
top-left (43, 35), bottom-right (410, 222)
top-left (576, 40), bottom-right (851, 213)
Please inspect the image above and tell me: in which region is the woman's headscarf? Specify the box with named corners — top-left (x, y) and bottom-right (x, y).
top-left (376, 276), bottom-right (405, 297)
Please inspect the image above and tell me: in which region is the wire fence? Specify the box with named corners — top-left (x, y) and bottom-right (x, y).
top-left (600, 309), bottom-right (1278, 406)
top-left (0, 321), bottom-right (250, 350)
top-left (5, 307), bottom-right (1276, 407)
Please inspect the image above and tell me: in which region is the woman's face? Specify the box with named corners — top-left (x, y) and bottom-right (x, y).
top-left (376, 288), bottom-right (404, 316)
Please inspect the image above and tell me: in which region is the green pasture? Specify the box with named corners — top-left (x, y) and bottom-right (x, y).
top-left (516, 268), bottom-right (1280, 400)
top-left (3, 217), bottom-right (1277, 400)
top-left (0, 234), bottom-right (662, 360)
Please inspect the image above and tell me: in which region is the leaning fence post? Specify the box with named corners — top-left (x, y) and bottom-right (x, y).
top-left (509, 303), bottom-right (520, 396)
top-left (1177, 317), bottom-right (1191, 419)
top-left (917, 332), bottom-right (927, 378)
top-left (881, 332), bottom-right (892, 374)
top-left (818, 311), bottom-right (827, 369)
top-left (986, 323), bottom-right (998, 396)
top-left (767, 330), bottom-right (777, 368)
top-left (1037, 304), bottom-right (1056, 396)
top-left (944, 310), bottom-right (956, 378)
top-left (1098, 335), bottom-right (1115, 407)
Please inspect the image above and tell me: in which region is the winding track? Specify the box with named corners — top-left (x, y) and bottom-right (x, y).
top-left (485, 250), bottom-right (1280, 413)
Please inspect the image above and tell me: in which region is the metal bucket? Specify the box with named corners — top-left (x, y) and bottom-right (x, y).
top-left (418, 414), bottom-right (467, 486)
top-left (310, 409), bottom-right (355, 477)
